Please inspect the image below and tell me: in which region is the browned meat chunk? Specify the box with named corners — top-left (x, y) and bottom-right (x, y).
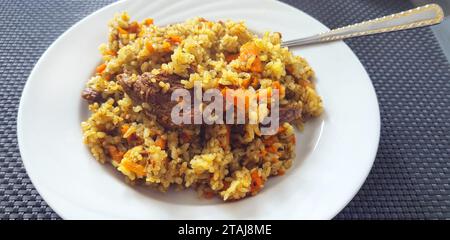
top-left (117, 72), bottom-right (195, 129)
top-left (119, 72), bottom-right (185, 104)
top-left (279, 106), bottom-right (302, 123)
top-left (117, 72), bottom-right (303, 128)
top-left (81, 88), bottom-right (102, 103)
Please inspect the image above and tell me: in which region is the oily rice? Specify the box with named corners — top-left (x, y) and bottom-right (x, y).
top-left (81, 13), bottom-right (323, 201)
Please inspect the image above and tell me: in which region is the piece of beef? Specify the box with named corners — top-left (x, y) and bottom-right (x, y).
top-left (81, 88), bottom-right (102, 103)
top-left (117, 72), bottom-right (196, 129)
top-left (279, 106), bottom-right (302, 123)
top-left (117, 72), bottom-right (303, 128)
top-left (118, 72), bottom-right (185, 104)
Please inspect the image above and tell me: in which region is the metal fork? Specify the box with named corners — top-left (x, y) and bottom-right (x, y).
top-left (282, 4), bottom-right (444, 47)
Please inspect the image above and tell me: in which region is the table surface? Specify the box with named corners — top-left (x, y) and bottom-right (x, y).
top-left (0, 0), bottom-right (449, 220)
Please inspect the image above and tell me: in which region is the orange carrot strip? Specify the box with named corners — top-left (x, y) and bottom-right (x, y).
top-left (240, 42), bottom-right (259, 57)
top-left (122, 161), bottom-right (146, 177)
top-left (272, 81), bottom-right (281, 90)
top-left (155, 137), bottom-right (166, 150)
top-left (280, 85), bottom-right (285, 97)
top-left (145, 42), bottom-right (154, 54)
top-left (120, 124), bottom-right (130, 136)
top-left (238, 42), bottom-right (264, 73)
top-left (107, 145), bottom-right (124, 163)
top-left (250, 171), bottom-right (263, 193)
top-left (266, 145), bottom-right (278, 153)
top-left (144, 18), bottom-right (154, 26)
top-left (251, 76), bottom-right (259, 88)
top-left (168, 35), bottom-right (182, 44)
top-left (241, 78), bottom-right (251, 89)
top-left (250, 57), bottom-right (263, 73)
top-left (225, 125), bottom-right (231, 146)
top-left (117, 26), bottom-right (128, 34)
top-left (272, 81), bottom-right (285, 97)
top-left (96, 63), bottom-right (107, 74)
top-left (105, 49), bottom-right (117, 56)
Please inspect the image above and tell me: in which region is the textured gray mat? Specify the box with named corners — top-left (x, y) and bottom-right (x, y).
top-left (0, 0), bottom-right (449, 220)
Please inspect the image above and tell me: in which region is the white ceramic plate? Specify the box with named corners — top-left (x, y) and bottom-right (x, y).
top-left (17, 0), bottom-right (380, 219)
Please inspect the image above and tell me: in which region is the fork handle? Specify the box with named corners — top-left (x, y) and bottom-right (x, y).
top-left (282, 4), bottom-right (444, 47)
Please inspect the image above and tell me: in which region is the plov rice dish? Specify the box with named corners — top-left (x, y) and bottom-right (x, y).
top-left (81, 12), bottom-right (323, 201)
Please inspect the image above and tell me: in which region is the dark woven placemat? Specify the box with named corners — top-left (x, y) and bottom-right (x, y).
top-left (0, 0), bottom-right (449, 220)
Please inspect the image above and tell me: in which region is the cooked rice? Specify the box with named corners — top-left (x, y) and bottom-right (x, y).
top-left (81, 13), bottom-right (323, 201)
